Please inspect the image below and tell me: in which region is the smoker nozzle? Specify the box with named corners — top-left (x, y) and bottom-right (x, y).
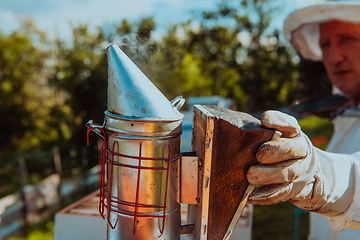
top-left (106, 43), bottom-right (183, 120)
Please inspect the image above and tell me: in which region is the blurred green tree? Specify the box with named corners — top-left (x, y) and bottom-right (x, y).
top-left (47, 24), bottom-right (107, 173)
top-left (0, 20), bottom-right (57, 196)
top-left (0, 20), bottom-right (51, 153)
top-left (148, 0), bottom-right (299, 113)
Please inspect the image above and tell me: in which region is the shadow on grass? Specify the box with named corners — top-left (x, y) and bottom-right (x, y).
top-left (252, 202), bottom-right (309, 240)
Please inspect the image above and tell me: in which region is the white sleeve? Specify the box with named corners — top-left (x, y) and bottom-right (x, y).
top-left (320, 152), bottom-right (360, 232)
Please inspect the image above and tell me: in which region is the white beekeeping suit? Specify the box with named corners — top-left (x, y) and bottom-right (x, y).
top-left (282, 2), bottom-right (360, 239)
top-left (309, 109), bottom-right (360, 240)
top-left (245, 2), bottom-right (360, 240)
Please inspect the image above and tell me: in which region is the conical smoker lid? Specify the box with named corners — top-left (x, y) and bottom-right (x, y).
top-left (106, 43), bottom-right (183, 120)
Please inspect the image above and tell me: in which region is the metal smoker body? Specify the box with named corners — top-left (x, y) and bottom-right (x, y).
top-left (103, 111), bottom-right (182, 240)
top-left (87, 44), bottom-right (184, 240)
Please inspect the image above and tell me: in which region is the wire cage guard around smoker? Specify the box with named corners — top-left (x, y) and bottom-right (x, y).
top-left (87, 125), bottom-right (172, 235)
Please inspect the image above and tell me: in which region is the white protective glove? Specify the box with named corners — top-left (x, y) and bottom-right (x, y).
top-left (246, 110), bottom-right (357, 219)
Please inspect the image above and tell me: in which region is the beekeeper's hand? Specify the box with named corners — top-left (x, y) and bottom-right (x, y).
top-left (247, 110), bottom-right (356, 216)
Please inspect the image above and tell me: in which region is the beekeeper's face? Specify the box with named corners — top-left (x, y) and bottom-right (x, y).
top-left (320, 21), bottom-right (360, 100)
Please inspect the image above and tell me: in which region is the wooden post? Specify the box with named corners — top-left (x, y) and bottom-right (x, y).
top-left (81, 146), bottom-right (89, 191)
top-left (18, 157), bottom-right (28, 226)
top-left (97, 138), bottom-right (103, 166)
top-left (53, 145), bottom-right (63, 204)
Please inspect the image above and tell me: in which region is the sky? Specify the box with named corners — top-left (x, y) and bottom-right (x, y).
top-left (0, 0), bottom-right (326, 41)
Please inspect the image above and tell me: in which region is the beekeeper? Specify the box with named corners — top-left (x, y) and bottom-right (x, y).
top-left (245, 1), bottom-right (360, 240)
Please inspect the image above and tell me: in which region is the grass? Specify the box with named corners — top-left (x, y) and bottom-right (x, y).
top-left (8, 221), bottom-right (54, 240)
top-left (252, 203), bottom-right (309, 240)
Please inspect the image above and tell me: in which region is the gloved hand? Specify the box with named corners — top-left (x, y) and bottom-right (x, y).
top-left (247, 110), bottom-right (356, 217)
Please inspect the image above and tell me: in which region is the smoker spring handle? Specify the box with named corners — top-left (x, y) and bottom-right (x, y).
top-left (170, 95), bottom-right (185, 111)
top-left (86, 120), bottom-right (105, 139)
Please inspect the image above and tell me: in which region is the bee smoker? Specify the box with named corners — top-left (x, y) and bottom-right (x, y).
top-left (87, 44), bottom-right (276, 240)
top-left (87, 43), bottom-right (185, 240)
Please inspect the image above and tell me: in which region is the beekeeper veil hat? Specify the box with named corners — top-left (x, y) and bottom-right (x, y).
top-left (283, 1), bottom-right (360, 61)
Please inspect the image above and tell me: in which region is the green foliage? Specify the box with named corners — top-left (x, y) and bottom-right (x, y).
top-left (0, 20), bottom-right (50, 151)
top-left (49, 24), bottom-right (107, 145)
top-left (0, 21), bottom-right (59, 198)
top-left (148, 0), bottom-right (299, 112)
